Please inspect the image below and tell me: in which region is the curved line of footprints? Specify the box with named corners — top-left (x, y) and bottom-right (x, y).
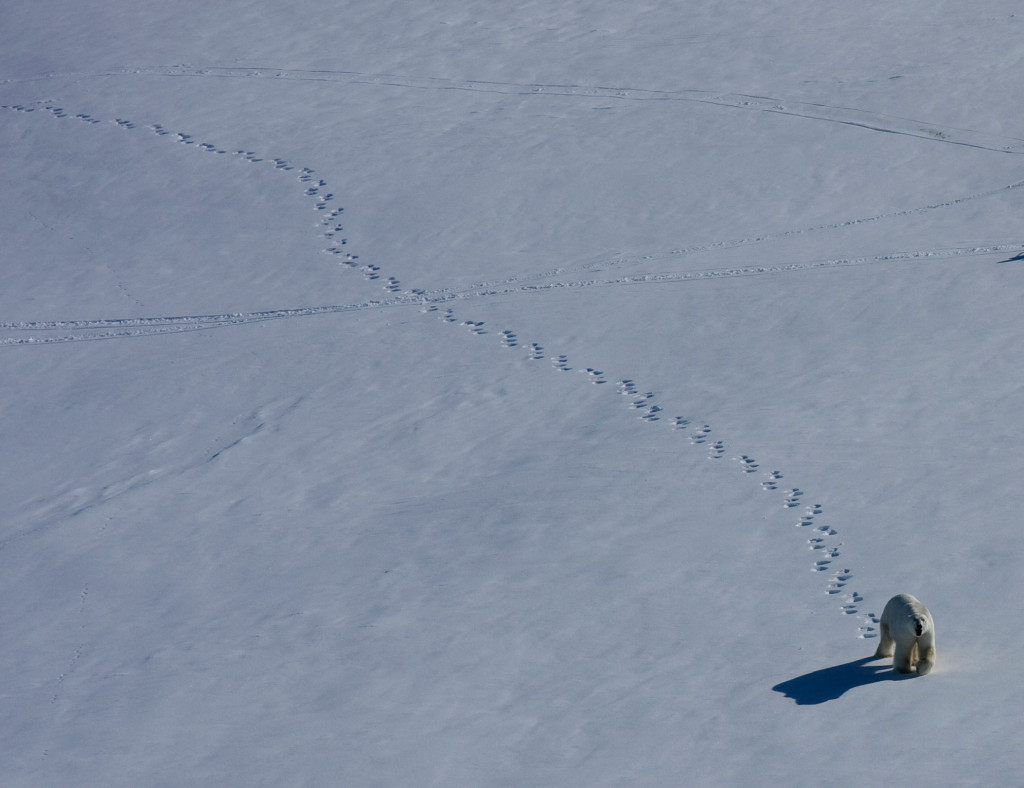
top-left (1, 98), bottom-right (878, 638)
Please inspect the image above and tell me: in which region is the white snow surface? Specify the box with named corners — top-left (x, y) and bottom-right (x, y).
top-left (3, 1), bottom-right (1024, 785)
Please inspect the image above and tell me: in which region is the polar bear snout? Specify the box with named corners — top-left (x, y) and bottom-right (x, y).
top-left (914, 618), bottom-right (925, 637)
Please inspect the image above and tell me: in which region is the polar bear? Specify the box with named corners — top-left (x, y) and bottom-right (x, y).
top-left (874, 593), bottom-right (935, 675)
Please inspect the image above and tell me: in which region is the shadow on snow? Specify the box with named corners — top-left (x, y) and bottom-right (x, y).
top-left (772, 656), bottom-right (916, 705)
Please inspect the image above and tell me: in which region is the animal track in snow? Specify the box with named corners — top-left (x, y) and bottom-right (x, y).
top-left (783, 488), bottom-right (803, 507)
top-left (630, 392), bottom-right (655, 410)
top-left (639, 404), bottom-right (662, 422)
top-left (617, 379), bottom-right (638, 397)
top-left (690, 425), bottom-right (711, 444)
top-left (857, 611), bottom-right (880, 638)
top-left (840, 591), bottom-right (863, 615)
top-left (2, 96), bottom-right (884, 640)
top-left (796, 503), bottom-right (822, 526)
top-left (103, 65), bottom-right (1024, 158)
top-left (733, 454), bottom-right (758, 473)
top-left (49, 584), bottom-right (90, 706)
top-left (826, 568), bottom-right (853, 594)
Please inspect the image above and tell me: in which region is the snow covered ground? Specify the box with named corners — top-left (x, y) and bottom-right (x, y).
top-left (2, 1), bottom-right (1024, 784)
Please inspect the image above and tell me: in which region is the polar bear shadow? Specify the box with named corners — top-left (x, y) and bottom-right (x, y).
top-left (772, 656), bottom-right (914, 705)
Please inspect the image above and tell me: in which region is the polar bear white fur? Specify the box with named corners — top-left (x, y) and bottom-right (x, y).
top-left (874, 593), bottom-right (935, 675)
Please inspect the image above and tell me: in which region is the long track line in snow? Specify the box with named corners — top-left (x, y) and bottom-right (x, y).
top-left (4, 77), bottom-right (1017, 639)
top-left (5, 63), bottom-right (1024, 154)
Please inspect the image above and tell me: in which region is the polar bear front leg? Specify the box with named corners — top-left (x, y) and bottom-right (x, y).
top-left (874, 621), bottom-right (894, 659)
top-left (893, 639), bottom-right (920, 673)
top-left (916, 630), bottom-right (936, 675)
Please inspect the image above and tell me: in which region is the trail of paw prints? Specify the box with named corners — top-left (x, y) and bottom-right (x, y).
top-left (806, 523), bottom-right (870, 638)
top-left (49, 584), bottom-right (89, 706)
top-left (858, 611), bottom-right (880, 640)
top-left (2, 101), bottom-right (407, 298)
top-left (415, 290), bottom-right (870, 638)
top-left (422, 302), bottom-right (556, 364)
top-left (9, 100), bottom-right (876, 640)
top-left (780, 492), bottom-right (870, 631)
top-left (15, 103), bottom-right (421, 298)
